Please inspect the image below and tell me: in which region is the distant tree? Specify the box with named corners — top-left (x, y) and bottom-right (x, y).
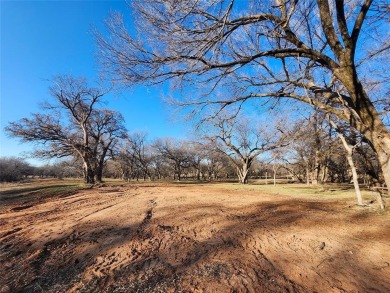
top-left (204, 147), bottom-right (234, 181)
top-left (203, 117), bottom-right (289, 184)
top-left (153, 138), bottom-right (191, 181)
top-left (103, 160), bottom-right (123, 179)
top-left (185, 142), bottom-right (208, 181)
top-left (286, 112), bottom-right (335, 185)
top-left (55, 160), bottom-right (83, 179)
top-left (127, 132), bottom-right (153, 180)
top-left (5, 75), bottom-right (127, 184)
top-left (149, 152), bottom-right (171, 180)
top-left (88, 109), bottom-right (127, 182)
top-left (0, 157), bottom-right (35, 182)
top-left (355, 144), bottom-right (381, 186)
top-left (116, 133), bottom-right (152, 181)
top-left (116, 142), bottom-right (137, 181)
top-left (326, 153), bottom-right (350, 183)
top-left (268, 150), bottom-right (286, 185)
top-left (98, 0), bottom-right (390, 193)
top-left (35, 164), bottom-right (59, 178)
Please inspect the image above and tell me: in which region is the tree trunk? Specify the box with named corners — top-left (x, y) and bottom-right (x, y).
top-left (95, 158), bottom-right (104, 183)
top-left (321, 164), bottom-right (328, 183)
top-left (312, 112), bottom-right (321, 185)
top-left (328, 118), bottom-right (363, 205)
top-left (237, 164), bottom-right (249, 184)
top-left (306, 163), bottom-right (310, 185)
top-left (335, 65), bottom-right (390, 195)
top-left (312, 150), bottom-right (321, 185)
top-left (273, 167), bottom-right (277, 185)
top-left (376, 191), bottom-right (385, 210)
top-left (95, 166), bottom-right (103, 183)
top-left (346, 153), bottom-right (363, 206)
top-left (83, 162), bottom-right (95, 184)
top-left (121, 170), bottom-right (126, 181)
top-left (353, 124), bottom-right (390, 196)
top-left (372, 136), bottom-right (390, 196)
top-left (177, 166), bottom-right (181, 181)
top-left (196, 168), bottom-right (200, 181)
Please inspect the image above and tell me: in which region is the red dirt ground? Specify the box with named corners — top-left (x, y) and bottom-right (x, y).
top-left (0, 181), bottom-right (389, 292)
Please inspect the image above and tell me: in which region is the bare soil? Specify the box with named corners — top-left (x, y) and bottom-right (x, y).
top-left (0, 181), bottom-right (389, 292)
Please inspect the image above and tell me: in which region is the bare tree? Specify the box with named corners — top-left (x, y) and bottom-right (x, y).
top-left (268, 150), bottom-right (287, 185)
top-left (152, 138), bottom-right (191, 181)
top-left (355, 144), bottom-right (381, 186)
top-left (116, 146), bottom-right (138, 181)
top-left (203, 117), bottom-right (288, 184)
top-left (283, 109), bottom-right (345, 185)
top-left (150, 153), bottom-right (171, 180)
top-left (186, 143), bottom-right (205, 181)
top-left (207, 147), bottom-right (234, 181)
top-left (89, 109), bottom-right (127, 182)
top-left (127, 132), bottom-right (153, 180)
top-left (5, 75), bottom-right (127, 184)
top-left (98, 0), bottom-right (390, 193)
top-left (0, 157), bottom-right (35, 182)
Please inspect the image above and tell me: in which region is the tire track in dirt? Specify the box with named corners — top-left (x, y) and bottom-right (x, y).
top-left (70, 198), bottom-right (306, 293)
top-left (0, 186), bottom-right (151, 292)
top-left (1, 183), bottom-right (389, 293)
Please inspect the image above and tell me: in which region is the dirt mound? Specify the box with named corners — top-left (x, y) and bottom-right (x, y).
top-left (0, 183), bottom-right (389, 292)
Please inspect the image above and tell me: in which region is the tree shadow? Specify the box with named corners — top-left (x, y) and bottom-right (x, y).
top-left (1, 188), bottom-right (389, 292)
top-left (0, 184), bottom-right (83, 214)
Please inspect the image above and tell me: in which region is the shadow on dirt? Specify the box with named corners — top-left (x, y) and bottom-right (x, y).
top-left (1, 188), bottom-right (389, 293)
top-left (0, 184), bottom-right (80, 197)
top-left (0, 184), bottom-right (83, 213)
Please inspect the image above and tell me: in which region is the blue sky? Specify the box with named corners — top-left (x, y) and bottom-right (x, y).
top-left (1, 0), bottom-right (187, 165)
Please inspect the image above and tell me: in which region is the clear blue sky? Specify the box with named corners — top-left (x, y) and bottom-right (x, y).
top-left (0, 0), bottom-right (187, 165)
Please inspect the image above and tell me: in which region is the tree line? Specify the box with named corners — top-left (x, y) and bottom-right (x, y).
top-left (0, 124), bottom-right (381, 189)
top-left (0, 157), bottom-right (82, 182)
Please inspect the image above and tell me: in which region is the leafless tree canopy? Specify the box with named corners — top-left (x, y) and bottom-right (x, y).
top-left (98, 0), bottom-right (390, 192)
top-left (201, 116), bottom-right (290, 183)
top-left (152, 137), bottom-right (192, 181)
top-left (5, 75), bottom-right (127, 184)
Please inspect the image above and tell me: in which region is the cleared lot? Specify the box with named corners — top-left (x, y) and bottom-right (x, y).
top-left (1, 180), bottom-right (389, 292)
